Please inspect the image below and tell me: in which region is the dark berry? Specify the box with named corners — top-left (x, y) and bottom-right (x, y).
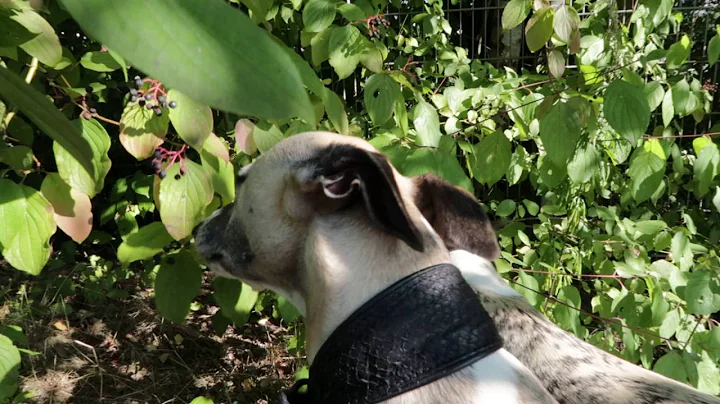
top-left (158, 95), bottom-right (165, 103)
top-left (130, 95), bottom-right (138, 102)
top-left (162, 101), bottom-right (168, 108)
top-left (159, 170), bottom-right (166, 179)
top-left (138, 98), bottom-right (146, 106)
top-left (135, 78), bottom-right (144, 88)
top-left (145, 93), bottom-right (152, 101)
top-left (153, 149), bottom-right (162, 159)
top-left (89, 107), bottom-right (97, 114)
top-left (146, 103), bottom-right (154, 110)
top-left (85, 86), bottom-right (93, 93)
top-left (169, 101), bottom-right (177, 108)
top-left (174, 173), bottom-right (181, 180)
top-left (154, 107), bottom-right (163, 116)
top-left (153, 254), bottom-right (162, 264)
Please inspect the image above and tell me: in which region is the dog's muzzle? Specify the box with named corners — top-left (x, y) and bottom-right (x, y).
top-left (194, 204), bottom-right (254, 277)
top-left (281, 263), bottom-right (503, 404)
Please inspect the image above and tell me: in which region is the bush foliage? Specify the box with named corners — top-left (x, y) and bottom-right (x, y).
top-left (1, 0), bottom-right (720, 401)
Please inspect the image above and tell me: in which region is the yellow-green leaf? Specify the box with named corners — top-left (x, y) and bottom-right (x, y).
top-left (158, 160), bottom-right (214, 240)
top-left (167, 89), bottom-right (213, 150)
top-left (53, 118), bottom-right (112, 198)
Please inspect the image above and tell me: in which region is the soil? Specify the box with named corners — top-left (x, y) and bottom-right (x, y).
top-left (0, 264), bottom-right (304, 404)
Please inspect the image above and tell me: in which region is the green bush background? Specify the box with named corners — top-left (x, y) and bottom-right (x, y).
top-left (1, 0), bottom-right (720, 401)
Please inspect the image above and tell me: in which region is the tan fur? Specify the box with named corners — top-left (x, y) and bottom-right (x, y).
top-left (195, 131), bottom-right (555, 403)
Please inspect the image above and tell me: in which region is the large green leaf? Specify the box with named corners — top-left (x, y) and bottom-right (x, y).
top-left (628, 140), bottom-right (666, 203)
top-left (402, 137), bottom-right (474, 193)
top-left (0, 179), bottom-right (57, 275)
top-left (158, 159), bottom-right (214, 240)
top-left (685, 270), bottom-right (720, 315)
top-left (469, 131), bottom-right (512, 187)
top-left (303, 0), bottom-right (336, 32)
top-left (525, 6), bottom-right (554, 53)
top-left (53, 118), bottom-right (111, 198)
top-left (59, 0), bottom-right (313, 122)
top-left (665, 34), bottom-right (690, 70)
top-left (709, 33), bottom-right (720, 65)
top-left (567, 142), bottom-right (600, 184)
top-left (604, 80), bottom-right (650, 144)
top-left (40, 173), bottom-right (93, 243)
top-left (644, 81), bottom-right (665, 112)
top-left (253, 121), bottom-right (285, 153)
top-left (9, 2), bottom-right (62, 66)
top-left (502, 0), bottom-right (531, 31)
top-left (322, 87), bottom-right (349, 135)
top-left (200, 147), bottom-right (235, 204)
top-left (539, 101), bottom-right (582, 166)
top-left (119, 101), bottom-right (169, 160)
top-left (0, 334), bottom-right (21, 400)
top-left (154, 250), bottom-right (203, 323)
top-left (116, 222), bottom-right (174, 266)
top-left (213, 277), bottom-right (259, 326)
top-left (412, 100), bottom-right (442, 147)
top-left (671, 79), bottom-right (690, 116)
top-left (364, 73), bottom-right (401, 127)
top-left (80, 51), bottom-right (123, 72)
top-left (167, 89), bottom-right (213, 150)
top-left (553, 5), bottom-right (580, 44)
top-left (328, 25), bottom-right (363, 79)
top-left (713, 187), bottom-right (720, 213)
top-left (0, 7), bottom-right (37, 48)
top-left (654, 351), bottom-right (687, 383)
top-left (693, 143), bottom-right (720, 197)
top-left (0, 67), bottom-right (94, 177)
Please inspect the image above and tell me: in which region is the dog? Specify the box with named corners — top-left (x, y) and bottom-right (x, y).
top-left (194, 131), bottom-right (557, 403)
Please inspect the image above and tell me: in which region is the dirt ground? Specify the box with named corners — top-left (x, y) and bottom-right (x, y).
top-left (0, 264), bottom-right (303, 404)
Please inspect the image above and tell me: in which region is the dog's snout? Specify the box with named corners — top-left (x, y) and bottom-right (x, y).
top-left (192, 224), bottom-right (200, 237)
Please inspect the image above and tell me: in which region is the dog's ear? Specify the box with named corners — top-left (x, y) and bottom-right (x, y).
top-left (296, 144), bottom-right (425, 252)
top-left (412, 173), bottom-right (500, 260)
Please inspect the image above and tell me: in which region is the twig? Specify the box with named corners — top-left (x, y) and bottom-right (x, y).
top-left (2, 58), bottom-right (39, 130)
top-left (433, 76), bottom-right (448, 95)
top-left (643, 131), bottom-right (720, 140)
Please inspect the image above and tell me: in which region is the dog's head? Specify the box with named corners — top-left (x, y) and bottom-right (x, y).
top-left (194, 131), bottom-right (499, 305)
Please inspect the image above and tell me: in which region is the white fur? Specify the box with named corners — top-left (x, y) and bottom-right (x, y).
top-left (469, 349), bottom-right (522, 403)
top-left (449, 249), bottom-right (520, 297)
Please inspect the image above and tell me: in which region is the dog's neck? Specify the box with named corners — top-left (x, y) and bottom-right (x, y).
top-left (300, 213), bottom-right (449, 363)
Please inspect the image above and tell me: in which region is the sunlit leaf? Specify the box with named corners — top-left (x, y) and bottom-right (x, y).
top-left (0, 335), bottom-right (21, 400)
top-left (119, 102), bottom-right (169, 160)
top-left (502, 0), bottom-right (531, 31)
top-left (604, 79), bottom-right (650, 144)
top-left (53, 118), bottom-right (111, 198)
top-left (40, 173), bottom-right (93, 243)
top-left (364, 73), bottom-right (401, 127)
top-left (328, 24), bottom-right (363, 79)
top-left (412, 100), bottom-right (442, 147)
top-left (0, 179), bottom-right (56, 275)
top-left (154, 250), bottom-right (202, 323)
top-left (213, 277), bottom-right (259, 326)
top-left (158, 160), bottom-right (214, 240)
top-left (525, 6), bottom-right (554, 53)
top-left (469, 131), bottom-right (511, 187)
top-left (116, 222), bottom-right (174, 266)
top-left (303, 0), bottom-right (336, 32)
top-left (553, 5), bottom-right (580, 43)
top-left (167, 89), bottom-right (213, 150)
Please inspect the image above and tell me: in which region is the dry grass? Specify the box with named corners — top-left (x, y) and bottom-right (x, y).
top-left (0, 266), bottom-right (303, 404)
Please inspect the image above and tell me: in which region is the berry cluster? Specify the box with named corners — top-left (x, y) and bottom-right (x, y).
top-left (366, 14), bottom-right (391, 39)
top-left (703, 79), bottom-right (718, 93)
top-left (151, 145), bottom-right (187, 179)
top-left (77, 86), bottom-right (100, 119)
top-left (129, 75), bottom-right (177, 116)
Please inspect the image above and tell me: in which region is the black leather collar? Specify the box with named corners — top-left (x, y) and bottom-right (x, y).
top-left (280, 263), bottom-right (503, 404)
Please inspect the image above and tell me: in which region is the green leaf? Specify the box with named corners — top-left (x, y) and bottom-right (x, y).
top-left (539, 101), bottom-right (582, 166)
top-left (538, 155), bottom-right (567, 189)
top-left (496, 200), bottom-right (517, 218)
top-left (328, 25), bottom-right (363, 79)
top-left (364, 73), bottom-right (401, 127)
top-left (253, 121), bottom-right (285, 153)
top-left (469, 131), bottom-right (512, 186)
top-left (693, 143), bottom-right (720, 197)
top-left (665, 34), bottom-right (690, 70)
top-left (547, 49), bottom-right (565, 78)
top-left (234, 119), bottom-right (257, 155)
top-left (0, 67), bottom-right (94, 177)
top-left (9, 4), bottom-right (61, 66)
top-left (59, 0), bottom-right (313, 122)
top-left (567, 142), bottom-right (600, 184)
top-left (189, 397), bottom-right (214, 404)
top-left (79, 51), bottom-right (122, 72)
top-left (201, 143), bottom-right (235, 203)
top-left (303, 0), bottom-right (336, 32)
top-left (154, 250), bottom-right (202, 323)
top-left (53, 118), bottom-right (111, 198)
top-left (0, 334), bottom-right (21, 400)
top-left (644, 81), bottom-right (665, 112)
top-left (662, 87), bottom-right (674, 127)
top-left (604, 79), bottom-right (650, 144)
top-left (555, 285), bottom-right (584, 336)
top-left (659, 308), bottom-right (680, 339)
top-left (502, 0), bottom-right (531, 31)
top-left (513, 269), bottom-right (539, 306)
top-left (709, 34), bottom-right (720, 65)
top-left (654, 351), bottom-right (687, 383)
top-left (40, 173), bottom-right (93, 243)
top-left (0, 7), bottom-right (37, 48)
top-left (213, 278), bottom-right (259, 326)
top-left (0, 145), bottom-right (33, 173)
top-left (524, 6), bottom-right (554, 53)
top-left (401, 138), bottom-right (474, 193)
top-left (159, 159), bottom-right (214, 240)
top-left (553, 5), bottom-right (580, 44)
top-left (412, 100), bottom-right (442, 148)
top-left (119, 101), bottom-right (169, 160)
top-left (167, 89), bottom-right (213, 150)
top-left (0, 179), bottom-right (56, 275)
top-left (322, 87), bottom-right (349, 135)
top-left (310, 27), bottom-right (332, 67)
top-left (650, 283), bottom-right (669, 326)
top-left (522, 199), bottom-right (539, 216)
top-left (628, 140), bottom-right (665, 203)
top-left (338, 3), bottom-right (366, 22)
top-left (697, 351), bottom-right (720, 396)
top-left (671, 79), bottom-right (690, 116)
top-left (713, 187), bottom-right (720, 213)
top-left (277, 295), bottom-right (302, 322)
top-left (116, 222), bottom-right (174, 266)
top-left (685, 270), bottom-right (720, 315)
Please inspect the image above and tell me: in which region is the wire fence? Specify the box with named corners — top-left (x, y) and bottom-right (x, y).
top-left (322, 0), bottom-right (720, 135)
